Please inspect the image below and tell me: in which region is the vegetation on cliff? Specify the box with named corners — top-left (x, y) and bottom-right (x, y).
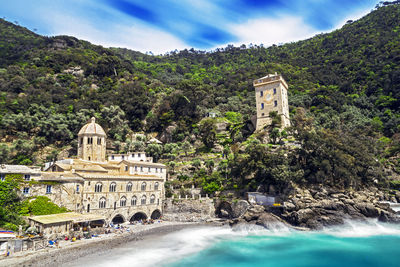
top-left (0, 4), bottom-right (399, 197)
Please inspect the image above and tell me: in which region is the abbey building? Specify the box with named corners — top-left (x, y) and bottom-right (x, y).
top-left (21, 118), bottom-right (166, 224)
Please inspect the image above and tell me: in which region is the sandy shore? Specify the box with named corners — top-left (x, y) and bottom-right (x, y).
top-left (0, 221), bottom-right (207, 267)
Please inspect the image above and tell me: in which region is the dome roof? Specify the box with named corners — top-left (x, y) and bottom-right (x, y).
top-left (78, 117), bottom-right (106, 136)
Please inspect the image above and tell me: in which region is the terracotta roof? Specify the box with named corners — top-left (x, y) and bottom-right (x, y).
top-left (78, 117), bottom-right (106, 136)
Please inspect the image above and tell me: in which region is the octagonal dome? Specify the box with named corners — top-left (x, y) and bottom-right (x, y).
top-left (78, 117), bottom-right (106, 136)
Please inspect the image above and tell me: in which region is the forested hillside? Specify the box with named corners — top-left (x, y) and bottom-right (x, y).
top-left (0, 4), bottom-right (399, 193)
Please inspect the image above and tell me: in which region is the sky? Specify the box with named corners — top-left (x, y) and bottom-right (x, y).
top-left (1, 0), bottom-right (381, 54)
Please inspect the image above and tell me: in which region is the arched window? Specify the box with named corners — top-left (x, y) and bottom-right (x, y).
top-left (150, 194), bottom-right (155, 204)
top-left (154, 182), bottom-right (159, 191)
top-left (99, 198), bottom-right (106, 208)
top-left (109, 182), bottom-right (117, 192)
top-left (120, 196), bottom-right (127, 207)
top-left (141, 195), bottom-right (146, 205)
top-left (126, 182), bottom-right (133, 192)
top-left (141, 182), bottom-right (146, 191)
top-left (131, 196), bottom-right (137, 206)
top-left (95, 183), bottom-right (103, 192)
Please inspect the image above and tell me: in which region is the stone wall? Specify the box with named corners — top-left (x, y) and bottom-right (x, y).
top-left (162, 198), bottom-right (215, 222)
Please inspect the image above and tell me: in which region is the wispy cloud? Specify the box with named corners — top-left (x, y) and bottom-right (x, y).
top-left (0, 0), bottom-right (380, 53)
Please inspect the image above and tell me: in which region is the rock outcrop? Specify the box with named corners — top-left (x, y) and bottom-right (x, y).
top-left (280, 186), bottom-right (400, 229)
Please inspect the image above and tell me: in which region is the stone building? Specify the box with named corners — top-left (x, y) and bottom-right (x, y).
top-left (24, 117), bottom-right (166, 224)
top-left (254, 73), bottom-right (290, 130)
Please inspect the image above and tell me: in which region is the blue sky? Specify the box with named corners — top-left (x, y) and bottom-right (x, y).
top-left (1, 0), bottom-right (380, 54)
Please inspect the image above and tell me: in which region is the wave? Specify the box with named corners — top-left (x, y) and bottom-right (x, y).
top-left (68, 220), bottom-right (400, 267)
top-left (321, 219), bottom-right (400, 238)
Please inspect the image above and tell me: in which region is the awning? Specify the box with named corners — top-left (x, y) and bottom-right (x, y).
top-left (29, 212), bottom-right (105, 225)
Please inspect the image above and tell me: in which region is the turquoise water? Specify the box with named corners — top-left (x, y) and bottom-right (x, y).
top-left (67, 221), bottom-right (400, 267)
top-left (169, 231), bottom-right (400, 267)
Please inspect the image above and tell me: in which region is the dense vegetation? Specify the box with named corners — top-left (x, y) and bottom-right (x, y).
top-left (0, 4), bottom-right (400, 200)
top-left (0, 174), bottom-right (67, 230)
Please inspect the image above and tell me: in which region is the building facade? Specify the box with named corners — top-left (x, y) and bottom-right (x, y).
top-left (23, 118), bottom-right (166, 224)
top-left (254, 73), bottom-right (290, 130)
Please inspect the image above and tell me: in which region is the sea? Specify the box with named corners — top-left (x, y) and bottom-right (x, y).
top-left (69, 218), bottom-right (400, 267)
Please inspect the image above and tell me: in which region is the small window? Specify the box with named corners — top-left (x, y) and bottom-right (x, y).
top-left (125, 165), bottom-right (129, 171)
top-left (141, 195), bottom-right (146, 205)
top-left (0, 174), bottom-right (5, 181)
top-left (260, 91), bottom-right (263, 97)
top-left (80, 138), bottom-right (83, 145)
top-left (140, 166), bottom-right (143, 172)
top-left (155, 168), bottom-right (158, 173)
top-left (138, 153), bottom-right (141, 157)
top-left (110, 182), bottom-right (117, 192)
top-left (111, 155), bottom-right (115, 160)
top-left (141, 182), bottom-right (146, 191)
top-left (122, 155), bottom-right (125, 160)
top-left (24, 174), bottom-right (30, 181)
top-left (126, 182), bottom-right (132, 192)
top-left (262, 113), bottom-right (264, 116)
top-left (76, 185), bottom-right (80, 193)
top-left (131, 196), bottom-right (137, 205)
top-left (160, 168), bottom-right (163, 173)
top-left (97, 138), bottom-right (101, 145)
top-left (46, 185), bottom-right (52, 194)
top-left (150, 195), bottom-right (155, 204)
top-left (274, 100), bottom-right (278, 107)
top-left (135, 166), bottom-right (138, 172)
top-left (99, 198), bottom-right (106, 208)
top-left (132, 154), bottom-right (135, 157)
top-left (23, 187), bottom-right (30, 195)
top-left (148, 167), bottom-right (151, 172)
top-left (273, 88), bottom-right (277, 94)
top-left (95, 183), bottom-right (102, 192)
top-left (154, 182), bottom-right (159, 191)
top-left (261, 103), bottom-right (264, 110)
top-left (120, 197), bottom-right (127, 207)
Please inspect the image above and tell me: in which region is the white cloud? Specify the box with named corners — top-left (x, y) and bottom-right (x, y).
top-left (42, 11), bottom-right (188, 55)
top-left (228, 16), bottom-right (319, 47)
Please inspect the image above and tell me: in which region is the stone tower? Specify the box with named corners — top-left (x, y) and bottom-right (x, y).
top-left (254, 73), bottom-right (290, 130)
top-left (77, 117), bottom-right (106, 162)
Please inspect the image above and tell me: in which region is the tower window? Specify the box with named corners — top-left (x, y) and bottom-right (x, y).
top-left (274, 101), bottom-right (278, 107)
top-left (260, 91), bottom-right (263, 97)
top-left (97, 138), bottom-right (101, 145)
top-left (46, 185), bottom-right (52, 194)
top-left (261, 103), bottom-right (264, 109)
top-left (273, 88), bottom-right (277, 94)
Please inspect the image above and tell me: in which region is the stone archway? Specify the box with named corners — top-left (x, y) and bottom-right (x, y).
top-left (150, 209), bottom-right (162, 220)
top-left (111, 214), bottom-right (125, 224)
top-left (130, 212), bottom-right (147, 222)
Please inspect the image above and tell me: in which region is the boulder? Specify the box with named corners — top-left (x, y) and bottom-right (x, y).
top-left (355, 203), bottom-right (379, 218)
top-left (256, 213), bottom-right (285, 229)
top-left (231, 200), bottom-right (250, 218)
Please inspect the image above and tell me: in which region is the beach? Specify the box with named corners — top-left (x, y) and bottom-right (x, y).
top-left (0, 221), bottom-right (207, 267)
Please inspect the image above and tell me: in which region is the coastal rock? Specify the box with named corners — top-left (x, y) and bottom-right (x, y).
top-left (231, 200), bottom-right (250, 218)
top-left (256, 213), bottom-right (285, 229)
top-left (354, 203), bottom-right (379, 218)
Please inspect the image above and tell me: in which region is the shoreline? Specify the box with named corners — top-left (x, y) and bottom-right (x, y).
top-left (0, 221), bottom-right (209, 267)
